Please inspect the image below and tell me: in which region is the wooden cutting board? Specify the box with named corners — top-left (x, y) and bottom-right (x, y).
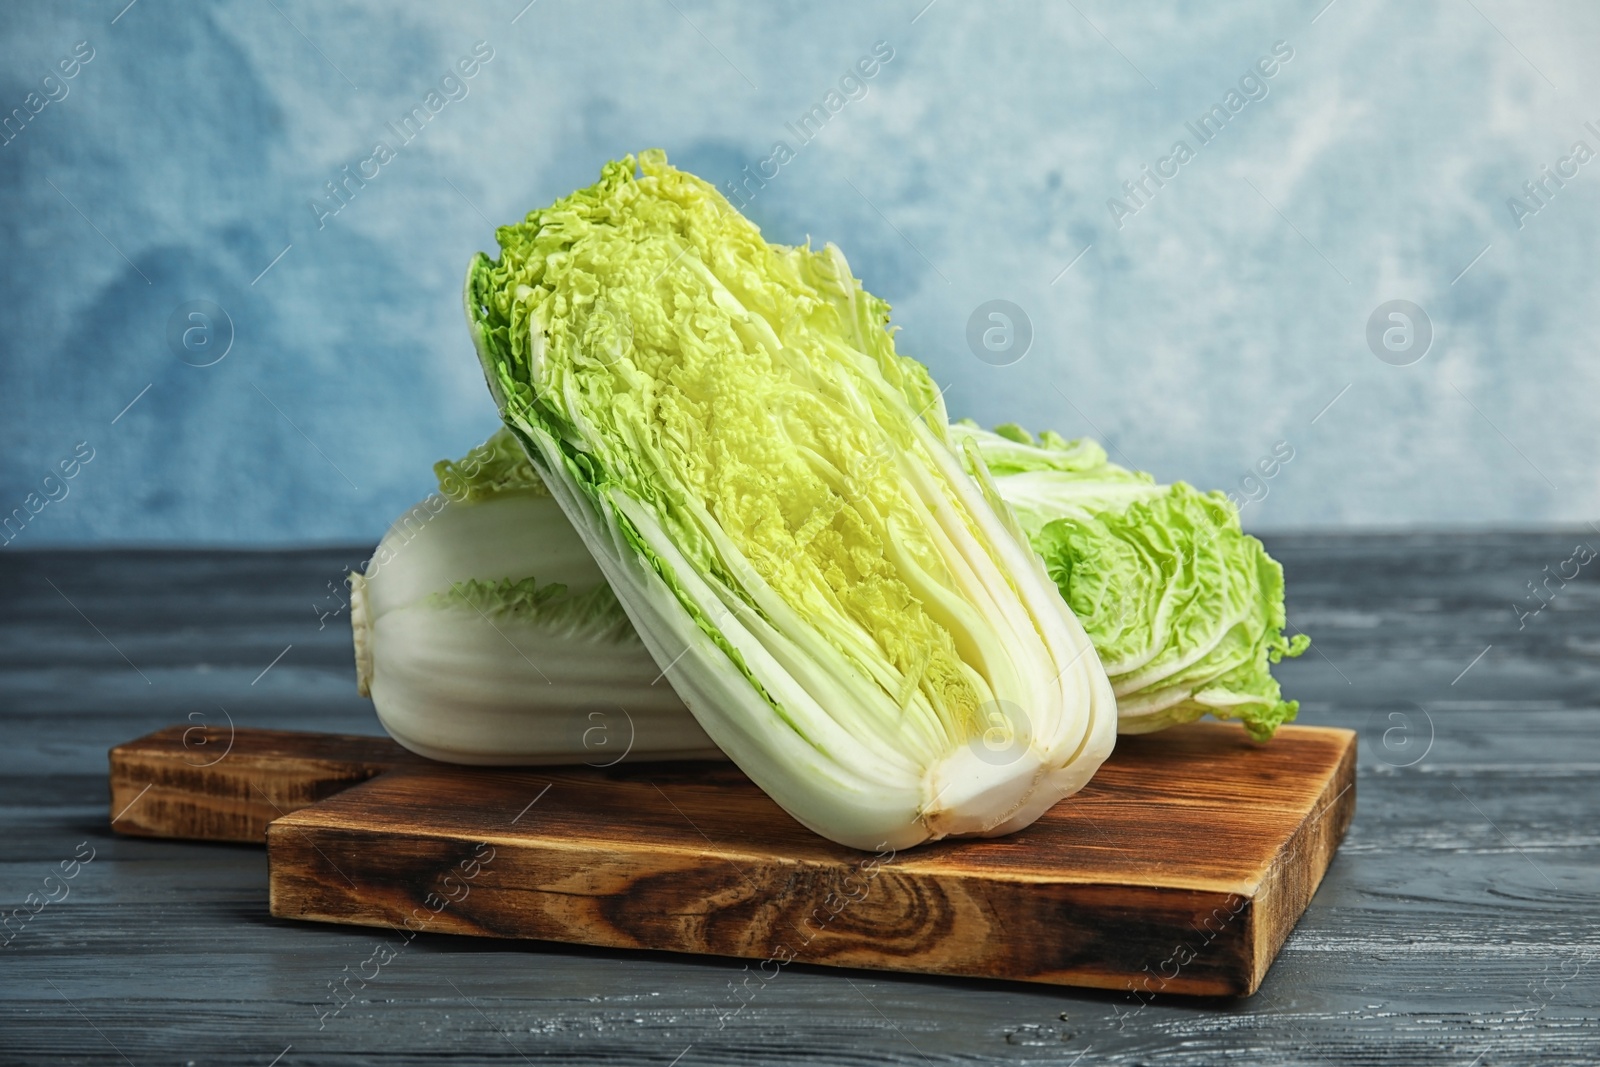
top-left (109, 721), bottom-right (1354, 996)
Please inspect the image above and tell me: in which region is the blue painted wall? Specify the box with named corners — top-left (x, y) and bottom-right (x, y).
top-left (3, 0), bottom-right (1596, 546)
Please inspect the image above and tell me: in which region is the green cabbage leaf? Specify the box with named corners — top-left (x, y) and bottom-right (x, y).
top-left (952, 422), bottom-right (1309, 741)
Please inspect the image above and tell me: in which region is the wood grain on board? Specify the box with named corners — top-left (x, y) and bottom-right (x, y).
top-left (252, 721), bottom-right (1354, 996)
top-left (109, 726), bottom-right (418, 843)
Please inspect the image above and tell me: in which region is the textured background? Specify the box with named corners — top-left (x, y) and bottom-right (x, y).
top-left (2, 0), bottom-right (1597, 546)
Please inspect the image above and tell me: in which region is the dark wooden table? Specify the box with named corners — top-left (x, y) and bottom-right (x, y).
top-left (3, 534), bottom-right (1596, 1065)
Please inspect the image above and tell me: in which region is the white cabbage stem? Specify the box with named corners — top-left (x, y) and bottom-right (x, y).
top-left (353, 489), bottom-right (720, 766)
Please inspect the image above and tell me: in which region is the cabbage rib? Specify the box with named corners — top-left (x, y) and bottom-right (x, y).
top-left (464, 151), bottom-right (1116, 849)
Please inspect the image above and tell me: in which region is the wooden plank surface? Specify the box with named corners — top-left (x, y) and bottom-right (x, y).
top-left (110, 726), bottom-right (417, 843)
top-left (4, 537), bottom-right (1599, 1064)
top-left (261, 723), bottom-right (1352, 996)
